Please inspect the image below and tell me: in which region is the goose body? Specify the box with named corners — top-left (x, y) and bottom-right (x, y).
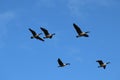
top-left (73, 23), bottom-right (89, 38)
top-left (57, 58), bottom-right (70, 67)
top-left (96, 60), bottom-right (110, 69)
top-left (40, 27), bottom-right (55, 39)
top-left (29, 28), bottom-right (44, 41)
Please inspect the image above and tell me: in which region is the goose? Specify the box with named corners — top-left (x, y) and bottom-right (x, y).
top-left (96, 60), bottom-right (110, 69)
top-left (57, 58), bottom-right (70, 67)
top-left (29, 28), bottom-right (44, 41)
top-left (73, 23), bottom-right (89, 38)
top-left (40, 27), bottom-right (55, 39)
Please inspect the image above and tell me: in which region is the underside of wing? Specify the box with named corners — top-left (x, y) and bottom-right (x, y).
top-left (73, 23), bottom-right (82, 34)
top-left (40, 27), bottom-right (49, 35)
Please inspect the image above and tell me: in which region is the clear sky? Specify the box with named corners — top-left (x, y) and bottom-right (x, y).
top-left (0, 0), bottom-right (120, 80)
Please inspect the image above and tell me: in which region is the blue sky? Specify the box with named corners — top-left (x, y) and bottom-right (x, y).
top-left (0, 0), bottom-right (120, 80)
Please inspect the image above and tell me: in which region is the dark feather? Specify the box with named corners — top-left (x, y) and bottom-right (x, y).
top-left (103, 66), bottom-right (106, 69)
top-left (84, 34), bottom-right (89, 37)
top-left (40, 27), bottom-right (49, 35)
top-left (57, 58), bottom-right (64, 66)
top-left (96, 60), bottom-right (104, 65)
top-left (29, 28), bottom-right (44, 41)
top-left (73, 23), bottom-right (82, 34)
top-left (36, 36), bottom-right (44, 41)
top-left (29, 28), bottom-right (37, 36)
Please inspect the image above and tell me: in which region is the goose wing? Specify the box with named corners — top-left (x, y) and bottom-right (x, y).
top-left (36, 36), bottom-right (44, 41)
top-left (29, 28), bottom-right (37, 36)
top-left (96, 60), bottom-right (104, 65)
top-left (73, 23), bottom-right (82, 34)
top-left (58, 58), bottom-right (64, 66)
top-left (40, 27), bottom-right (49, 35)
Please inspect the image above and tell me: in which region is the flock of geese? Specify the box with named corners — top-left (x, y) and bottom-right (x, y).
top-left (29, 27), bottom-right (55, 41)
top-left (29, 23), bottom-right (110, 69)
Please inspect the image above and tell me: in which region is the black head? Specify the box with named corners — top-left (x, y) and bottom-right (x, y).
top-left (31, 36), bottom-right (34, 39)
top-left (66, 63), bottom-right (70, 65)
top-left (49, 33), bottom-right (55, 39)
top-left (106, 62), bottom-right (110, 64)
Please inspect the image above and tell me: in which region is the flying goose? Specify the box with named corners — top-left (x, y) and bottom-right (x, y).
top-left (57, 58), bottom-right (70, 67)
top-left (40, 27), bottom-right (55, 39)
top-left (73, 23), bottom-right (89, 38)
top-left (29, 28), bottom-right (44, 41)
top-left (96, 60), bottom-right (110, 69)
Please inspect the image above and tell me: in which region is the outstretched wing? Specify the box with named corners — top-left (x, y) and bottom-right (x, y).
top-left (58, 58), bottom-right (64, 66)
top-left (29, 28), bottom-right (37, 36)
top-left (36, 36), bottom-right (44, 41)
top-left (73, 23), bottom-right (82, 34)
top-left (96, 60), bottom-right (104, 65)
top-left (40, 27), bottom-right (49, 35)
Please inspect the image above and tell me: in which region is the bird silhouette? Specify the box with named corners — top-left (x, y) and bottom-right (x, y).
top-left (73, 23), bottom-right (89, 38)
top-left (57, 58), bottom-right (70, 67)
top-left (96, 60), bottom-right (110, 69)
top-left (40, 27), bottom-right (55, 39)
top-left (29, 28), bottom-right (44, 41)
